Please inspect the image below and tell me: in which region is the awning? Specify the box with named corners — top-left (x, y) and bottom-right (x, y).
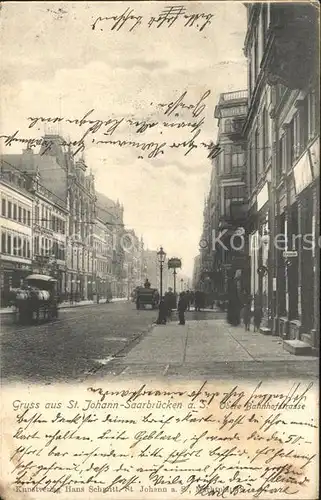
top-left (26, 274), bottom-right (57, 282)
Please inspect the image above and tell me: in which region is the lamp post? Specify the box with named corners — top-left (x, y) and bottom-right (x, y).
top-left (180, 278), bottom-right (184, 292)
top-left (157, 246), bottom-right (166, 299)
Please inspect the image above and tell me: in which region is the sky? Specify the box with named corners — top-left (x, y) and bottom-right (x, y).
top-left (0, 1), bottom-right (247, 278)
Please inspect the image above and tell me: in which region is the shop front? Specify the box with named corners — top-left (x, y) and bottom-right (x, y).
top-left (0, 259), bottom-right (32, 307)
top-left (249, 181), bottom-right (272, 328)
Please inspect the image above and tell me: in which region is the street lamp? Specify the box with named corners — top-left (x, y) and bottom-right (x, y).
top-left (157, 246), bottom-right (166, 299)
top-left (180, 278), bottom-right (184, 292)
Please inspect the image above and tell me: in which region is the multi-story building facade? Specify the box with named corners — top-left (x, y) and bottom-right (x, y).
top-left (95, 192), bottom-right (125, 298)
top-left (66, 157), bottom-right (96, 301)
top-left (192, 254), bottom-right (201, 290)
top-left (91, 217), bottom-right (113, 300)
top-left (32, 175), bottom-right (68, 295)
top-left (0, 162), bottom-right (33, 305)
top-left (243, 4), bottom-right (274, 324)
top-left (204, 91), bottom-right (249, 300)
top-left (244, 3), bottom-right (319, 349)
top-left (1, 134), bottom-right (147, 303)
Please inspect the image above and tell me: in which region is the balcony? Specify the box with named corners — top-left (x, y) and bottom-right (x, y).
top-left (220, 90), bottom-right (248, 102)
top-left (219, 166), bottom-right (246, 182)
top-left (263, 4), bottom-right (318, 90)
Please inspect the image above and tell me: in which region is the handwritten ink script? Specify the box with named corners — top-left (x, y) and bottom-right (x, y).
top-left (91, 6), bottom-right (214, 33)
top-left (0, 90), bottom-right (221, 161)
top-left (1, 380), bottom-right (318, 499)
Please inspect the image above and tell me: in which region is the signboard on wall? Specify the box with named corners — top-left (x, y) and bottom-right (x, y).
top-left (293, 151), bottom-right (313, 195)
top-left (309, 137), bottom-right (320, 178)
top-left (167, 258), bottom-right (182, 269)
top-left (257, 183), bottom-right (269, 211)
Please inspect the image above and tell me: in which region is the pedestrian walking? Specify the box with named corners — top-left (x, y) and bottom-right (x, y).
top-left (194, 290), bottom-right (202, 311)
top-left (253, 305), bottom-right (263, 332)
top-left (226, 273), bottom-right (241, 326)
top-left (164, 287), bottom-right (175, 321)
top-left (156, 299), bottom-right (167, 324)
top-left (241, 291), bottom-right (252, 331)
top-left (178, 292), bottom-right (188, 325)
top-left (185, 290), bottom-right (191, 311)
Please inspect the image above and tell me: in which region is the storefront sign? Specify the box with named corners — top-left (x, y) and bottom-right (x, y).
top-left (283, 250), bottom-right (298, 258)
top-left (167, 258), bottom-right (182, 269)
top-left (257, 183), bottom-right (269, 211)
top-left (309, 137), bottom-right (320, 178)
top-left (293, 151), bottom-right (313, 195)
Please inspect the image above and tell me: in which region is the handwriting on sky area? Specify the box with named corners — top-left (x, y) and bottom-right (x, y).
top-left (0, 90), bottom-right (222, 161)
top-left (91, 6), bottom-right (214, 33)
top-left (7, 381), bottom-right (318, 497)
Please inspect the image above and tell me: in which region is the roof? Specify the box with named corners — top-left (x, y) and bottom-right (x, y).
top-left (26, 274), bottom-right (57, 282)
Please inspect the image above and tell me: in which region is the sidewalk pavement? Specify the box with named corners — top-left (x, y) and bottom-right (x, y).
top-left (113, 318), bottom-right (319, 378)
top-left (0, 297), bottom-right (128, 315)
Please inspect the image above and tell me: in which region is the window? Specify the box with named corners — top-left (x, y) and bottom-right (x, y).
top-left (231, 145), bottom-right (244, 168)
top-left (23, 239), bottom-right (27, 258)
top-left (1, 198), bottom-right (6, 216)
top-left (262, 3), bottom-right (268, 48)
top-left (13, 236), bottom-right (17, 256)
top-left (223, 145), bottom-right (232, 173)
top-left (254, 29), bottom-right (259, 81)
top-left (254, 128), bottom-right (260, 180)
top-left (27, 211), bottom-right (31, 226)
top-left (1, 232), bottom-right (6, 253)
top-left (18, 237), bottom-right (22, 256)
top-left (224, 119), bottom-right (233, 133)
top-left (23, 208), bottom-right (26, 224)
top-left (262, 107), bottom-right (269, 166)
top-left (293, 112), bottom-right (300, 160)
top-left (13, 204), bottom-right (17, 220)
top-left (18, 206), bottom-right (22, 222)
top-left (299, 96), bottom-right (309, 152)
top-left (7, 234), bottom-right (12, 255)
top-left (8, 201), bottom-right (12, 219)
top-left (27, 240), bottom-right (30, 258)
top-left (308, 91), bottom-right (317, 139)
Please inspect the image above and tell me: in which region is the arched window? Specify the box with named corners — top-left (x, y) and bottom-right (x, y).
top-left (224, 119), bottom-right (233, 133)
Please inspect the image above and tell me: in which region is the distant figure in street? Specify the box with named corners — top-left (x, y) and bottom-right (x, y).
top-left (156, 299), bottom-right (167, 324)
top-left (185, 290), bottom-right (191, 311)
top-left (194, 290), bottom-right (202, 311)
top-left (178, 292), bottom-right (188, 325)
top-left (242, 293), bottom-right (252, 331)
top-left (253, 305), bottom-right (263, 332)
top-left (144, 278), bottom-right (151, 288)
top-left (164, 287), bottom-right (175, 320)
top-left (227, 274), bottom-right (241, 326)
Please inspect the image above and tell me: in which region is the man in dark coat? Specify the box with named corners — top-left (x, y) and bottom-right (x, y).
top-left (156, 299), bottom-right (167, 324)
top-left (164, 287), bottom-right (175, 321)
top-left (194, 290), bottom-right (202, 311)
top-left (227, 274), bottom-right (241, 326)
top-left (178, 292), bottom-right (188, 325)
top-left (185, 290), bottom-right (191, 311)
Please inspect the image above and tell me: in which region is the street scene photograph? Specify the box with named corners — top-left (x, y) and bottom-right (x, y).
top-left (0, 1), bottom-right (319, 385)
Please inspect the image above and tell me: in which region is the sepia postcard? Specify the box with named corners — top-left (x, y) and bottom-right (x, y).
top-left (0, 1), bottom-right (319, 499)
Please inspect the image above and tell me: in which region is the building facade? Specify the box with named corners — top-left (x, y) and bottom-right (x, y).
top-left (31, 173), bottom-right (68, 295)
top-left (0, 164), bottom-right (33, 305)
top-left (192, 254), bottom-right (201, 290)
top-left (244, 3), bottom-right (319, 347)
top-left (203, 91), bottom-right (249, 300)
top-left (0, 134), bottom-right (133, 303)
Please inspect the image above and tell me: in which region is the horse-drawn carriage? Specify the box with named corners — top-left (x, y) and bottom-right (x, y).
top-left (13, 274), bottom-right (59, 324)
top-left (135, 286), bottom-right (159, 310)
